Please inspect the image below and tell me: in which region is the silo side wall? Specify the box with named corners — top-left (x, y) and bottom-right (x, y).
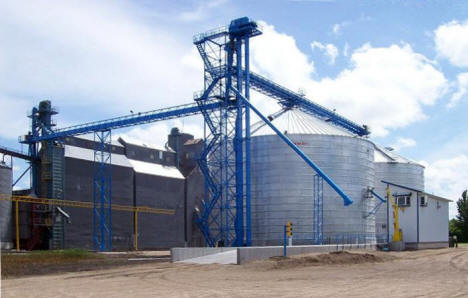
top-left (186, 168), bottom-right (204, 246)
top-left (251, 134), bottom-right (375, 246)
top-left (374, 162), bottom-right (424, 242)
top-left (135, 173), bottom-right (185, 249)
top-left (64, 158), bottom-right (133, 250)
top-left (0, 164), bottom-right (13, 249)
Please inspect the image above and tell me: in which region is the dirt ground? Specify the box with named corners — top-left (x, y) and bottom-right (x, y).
top-left (2, 247), bottom-right (468, 297)
top-left (1, 250), bottom-right (169, 279)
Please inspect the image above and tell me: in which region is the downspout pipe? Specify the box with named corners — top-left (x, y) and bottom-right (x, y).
top-left (231, 86), bottom-right (353, 206)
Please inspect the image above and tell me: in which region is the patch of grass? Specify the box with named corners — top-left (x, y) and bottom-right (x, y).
top-left (1, 249), bottom-right (104, 278)
top-left (28, 248), bottom-right (95, 259)
top-left (2, 249), bottom-right (99, 264)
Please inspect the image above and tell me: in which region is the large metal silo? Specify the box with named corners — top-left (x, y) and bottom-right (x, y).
top-left (0, 162), bottom-right (13, 249)
top-left (250, 109), bottom-right (376, 246)
top-left (373, 145), bottom-right (424, 240)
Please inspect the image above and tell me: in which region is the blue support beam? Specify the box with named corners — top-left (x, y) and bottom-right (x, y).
top-left (371, 189), bottom-right (387, 203)
top-left (244, 36), bottom-right (252, 247)
top-left (231, 86), bottom-right (354, 206)
top-left (234, 39), bottom-right (244, 246)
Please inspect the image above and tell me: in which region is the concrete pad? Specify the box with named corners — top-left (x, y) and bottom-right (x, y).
top-left (178, 250), bottom-right (237, 265)
top-left (390, 241), bottom-right (405, 251)
top-left (171, 244), bottom-right (377, 265)
top-left (171, 247), bottom-right (236, 262)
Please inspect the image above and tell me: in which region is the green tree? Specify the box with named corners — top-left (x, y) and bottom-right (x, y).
top-left (449, 218), bottom-right (460, 238)
top-left (454, 190), bottom-right (468, 242)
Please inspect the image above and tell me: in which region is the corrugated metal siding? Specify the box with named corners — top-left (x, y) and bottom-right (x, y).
top-left (250, 134), bottom-right (375, 245)
top-left (135, 172), bottom-right (185, 249)
top-left (373, 162), bottom-right (425, 238)
top-left (0, 164), bottom-right (12, 249)
top-left (63, 158), bottom-right (134, 250)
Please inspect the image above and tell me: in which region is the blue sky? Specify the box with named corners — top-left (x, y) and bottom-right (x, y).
top-left (1, 0), bottom-right (467, 218)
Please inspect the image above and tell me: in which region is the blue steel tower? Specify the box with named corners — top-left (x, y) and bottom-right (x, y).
top-left (194, 17), bottom-right (261, 247)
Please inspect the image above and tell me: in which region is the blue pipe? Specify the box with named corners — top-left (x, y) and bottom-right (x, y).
top-left (231, 86), bottom-right (353, 206)
top-left (370, 189), bottom-right (386, 203)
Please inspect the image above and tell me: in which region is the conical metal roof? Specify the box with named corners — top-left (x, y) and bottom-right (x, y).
top-left (373, 144), bottom-right (424, 166)
top-left (252, 108), bottom-right (354, 137)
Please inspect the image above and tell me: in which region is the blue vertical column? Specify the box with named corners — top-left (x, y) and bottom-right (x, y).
top-left (234, 38), bottom-right (244, 246)
top-left (93, 130), bottom-right (112, 251)
top-left (225, 42), bottom-right (234, 246)
top-left (244, 36), bottom-right (252, 247)
top-left (29, 107), bottom-right (39, 194)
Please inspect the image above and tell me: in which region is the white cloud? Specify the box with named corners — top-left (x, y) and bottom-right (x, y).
top-left (331, 21), bottom-right (351, 35)
top-left (310, 43), bottom-right (448, 136)
top-left (332, 24), bottom-right (341, 35)
top-left (311, 41), bottom-right (339, 64)
top-left (434, 20), bottom-right (468, 67)
top-left (251, 22), bottom-right (315, 91)
top-left (177, 0), bottom-right (227, 22)
top-left (448, 72), bottom-right (468, 108)
top-left (423, 155), bottom-right (468, 219)
top-left (343, 43), bottom-right (350, 57)
top-left (253, 24), bottom-right (448, 137)
top-left (391, 137), bottom-right (416, 151)
top-left (0, 0), bottom-right (203, 138)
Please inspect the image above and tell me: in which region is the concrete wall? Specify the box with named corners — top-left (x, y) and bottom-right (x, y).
top-left (171, 247), bottom-right (236, 262)
top-left (171, 244), bottom-right (377, 265)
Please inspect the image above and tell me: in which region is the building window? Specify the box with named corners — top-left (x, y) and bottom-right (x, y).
top-left (150, 154), bottom-right (154, 160)
top-left (420, 196), bottom-right (428, 207)
top-left (397, 196), bottom-right (411, 207)
top-left (159, 151), bottom-right (163, 159)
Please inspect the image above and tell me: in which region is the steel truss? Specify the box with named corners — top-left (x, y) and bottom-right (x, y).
top-left (194, 18), bottom-right (261, 247)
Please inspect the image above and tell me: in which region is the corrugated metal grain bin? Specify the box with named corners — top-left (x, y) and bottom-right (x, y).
top-left (373, 145), bottom-right (424, 241)
top-left (250, 109), bottom-right (376, 245)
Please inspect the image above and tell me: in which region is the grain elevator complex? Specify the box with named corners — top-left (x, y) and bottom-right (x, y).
top-left (0, 17), bottom-right (450, 254)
